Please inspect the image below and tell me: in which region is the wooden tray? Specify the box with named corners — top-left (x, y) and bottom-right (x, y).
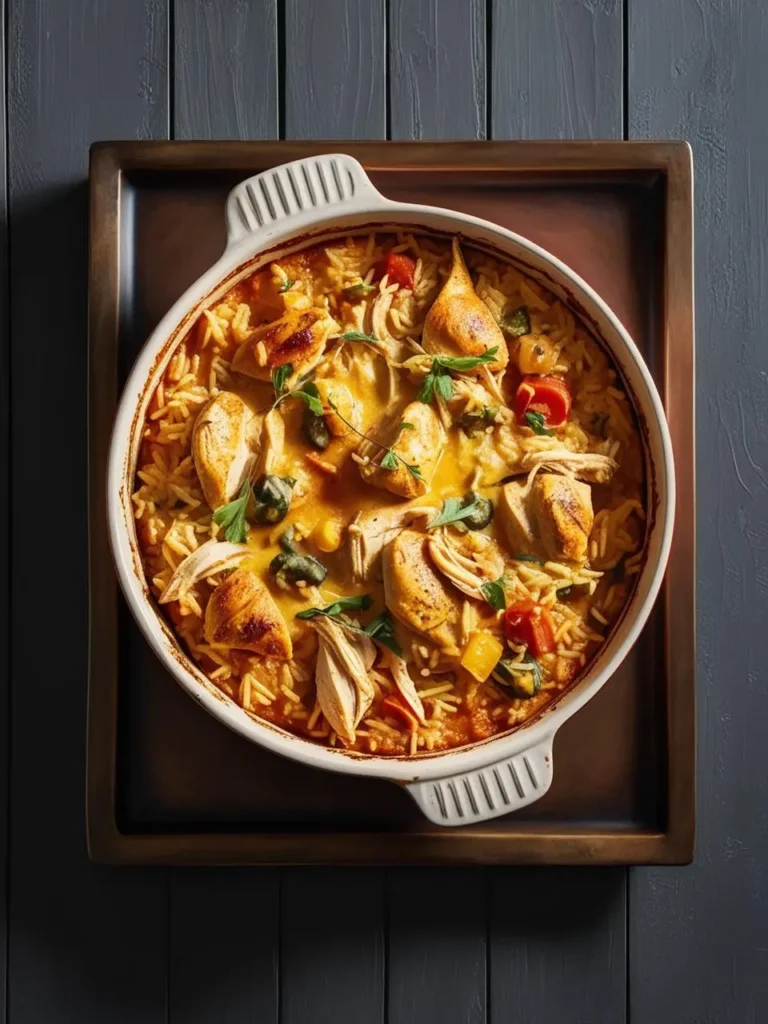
top-left (87, 141), bottom-right (694, 866)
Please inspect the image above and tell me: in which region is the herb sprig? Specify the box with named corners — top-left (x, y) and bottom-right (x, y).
top-left (524, 410), bottom-right (555, 436)
top-left (271, 362), bottom-right (324, 416)
top-left (296, 594), bottom-right (373, 621)
top-left (295, 600), bottom-right (402, 656)
top-left (338, 330), bottom-right (378, 343)
top-left (328, 399), bottom-right (422, 482)
top-left (212, 479), bottom-right (251, 543)
top-left (418, 347), bottom-right (499, 404)
top-left (427, 493), bottom-right (485, 530)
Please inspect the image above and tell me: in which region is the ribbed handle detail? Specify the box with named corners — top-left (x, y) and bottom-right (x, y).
top-left (406, 736), bottom-right (554, 827)
top-left (225, 154), bottom-right (382, 246)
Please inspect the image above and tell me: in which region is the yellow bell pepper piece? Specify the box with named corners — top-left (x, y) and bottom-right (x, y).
top-left (313, 519), bottom-right (343, 553)
top-left (460, 631), bottom-right (504, 682)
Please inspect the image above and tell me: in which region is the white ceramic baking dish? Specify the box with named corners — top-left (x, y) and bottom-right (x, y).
top-left (108, 154), bottom-right (674, 827)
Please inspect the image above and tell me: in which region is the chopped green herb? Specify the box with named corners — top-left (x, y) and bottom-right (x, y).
top-left (460, 405), bottom-right (499, 436)
top-left (339, 330), bottom-right (378, 343)
top-left (418, 348), bottom-right (499, 404)
top-left (406, 463), bottom-right (423, 482)
top-left (212, 479), bottom-right (251, 544)
top-left (363, 609), bottom-right (403, 657)
top-left (524, 410), bottom-right (555, 436)
top-left (512, 553), bottom-right (545, 564)
top-left (400, 421), bottom-right (415, 431)
top-left (271, 363), bottom-right (293, 399)
top-left (295, 594), bottom-right (373, 621)
top-left (342, 283), bottom-right (376, 302)
top-left (492, 654), bottom-right (542, 699)
top-left (481, 577), bottom-right (507, 611)
top-left (500, 305), bottom-right (531, 338)
top-left (380, 448), bottom-right (399, 471)
top-left (428, 494), bottom-right (480, 530)
top-left (278, 278), bottom-right (295, 293)
top-left (301, 382), bottom-right (331, 449)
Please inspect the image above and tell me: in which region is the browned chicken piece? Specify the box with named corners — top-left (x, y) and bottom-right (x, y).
top-left (530, 474), bottom-right (594, 563)
top-left (382, 529), bottom-right (461, 651)
top-left (422, 238), bottom-right (508, 374)
top-left (499, 479), bottom-right (539, 555)
top-left (360, 401), bottom-right (445, 500)
top-left (499, 474), bottom-right (594, 564)
top-left (231, 307), bottom-right (338, 384)
top-left (192, 391), bottom-right (258, 510)
top-left (204, 569), bottom-right (293, 658)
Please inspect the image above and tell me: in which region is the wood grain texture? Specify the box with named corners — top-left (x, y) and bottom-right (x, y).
top-left (490, 869), bottom-right (626, 1024)
top-left (629, 2), bottom-right (768, 1021)
top-left (168, 870), bottom-right (279, 1023)
top-left (7, 1), bottom-right (169, 1020)
top-left (389, 0), bottom-right (486, 140)
top-left (279, 870), bottom-right (385, 1024)
top-left (284, 0), bottom-right (386, 139)
top-left (387, 871), bottom-right (487, 1024)
top-left (174, 0), bottom-right (278, 139)
top-left (491, 0), bottom-right (623, 139)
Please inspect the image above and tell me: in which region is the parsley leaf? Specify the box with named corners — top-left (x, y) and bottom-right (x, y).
top-left (342, 283), bottom-right (377, 301)
top-left (295, 594), bottom-right (373, 621)
top-left (435, 373), bottom-right (454, 401)
top-left (400, 421), bottom-right (415, 431)
top-left (428, 494), bottom-right (485, 530)
top-left (406, 463), bottom-right (423, 481)
top-left (290, 389), bottom-right (324, 416)
top-left (339, 330), bottom-right (378, 343)
top-left (380, 448), bottom-right (399, 471)
top-left (480, 577), bottom-right (507, 611)
top-left (525, 411), bottom-right (555, 436)
top-left (278, 278), bottom-right (295, 293)
top-left (363, 609), bottom-right (403, 657)
top-left (418, 370), bottom-right (438, 404)
top-left (212, 479), bottom-right (251, 543)
top-left (271, 363), bottom-right (292, 399)
top-left (432, 347), bottom-right (499, 373)
top-left (511, 553), bottom-right (545, 564)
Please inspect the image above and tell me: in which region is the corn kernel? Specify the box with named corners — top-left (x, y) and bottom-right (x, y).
top-left (460, 631), bottom-right (504, 682)
top-left (313, 519), bottom-right (343, 553)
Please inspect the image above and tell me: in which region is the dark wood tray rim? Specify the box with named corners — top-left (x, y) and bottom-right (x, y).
top-left (87, 140), bottom-right (695, 866)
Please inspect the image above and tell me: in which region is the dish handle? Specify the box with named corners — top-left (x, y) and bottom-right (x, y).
top-left (225, 154), bottom-right (386, 248)
top-left (405, 734), bottom-right (555, 827)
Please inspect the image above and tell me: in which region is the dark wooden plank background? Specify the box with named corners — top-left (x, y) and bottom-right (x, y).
top-left (5, 0), bottom-right (765, 1021)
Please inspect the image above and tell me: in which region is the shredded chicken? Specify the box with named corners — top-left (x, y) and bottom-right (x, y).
top-left (159, 539), bottom-right (249, 605)
top-left (312, 618), bottom-right (376, 743)
top-left (349, 503), bottom-right (433, 580)
top-left (520, 448), bottom-right (618, 484)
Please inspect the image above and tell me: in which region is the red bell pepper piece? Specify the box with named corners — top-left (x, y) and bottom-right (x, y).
top-left (515, 375), bottom-right (572, 427)
top-left (503, 600), bottom-right (556, 656)
top-left (375, 252), bottom-right (416, 290)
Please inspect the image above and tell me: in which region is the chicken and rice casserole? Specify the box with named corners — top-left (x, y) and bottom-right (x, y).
top-left (131, 232), bottom-right (646, 756)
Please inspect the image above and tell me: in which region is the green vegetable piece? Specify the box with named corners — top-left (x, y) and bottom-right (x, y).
top-left (342, 284), bottom-right (376, 302)
top-left (380, 448), bottom-right (399, 471)
top-left (252, 474), bottom-right (296, 525)
top-left (428, 492), bottom-right (487, 531)
top-left (512, 553), bottom-right (545, 564)
top-left (480, 577), bottom-right (507, 611)
top-left (270, 552), bottom-right (328, 586)
top-left (212, 479), bottom-right (251, 544)
top-left (418, 349), bottom-right (499, 405)
top-left (500, 305), bottom-right (531, 338)
top-left (295, 594), bottom-right (373, 620)
top-left (525, 410), bottom-right (555, 436)
top-left (400, 421), bottom-right (415, 431)
top-left (279, 526), bottom-right (298, 555)
top-left (278, 278), bottom-right (295, 293)
top-left (460, 406), bottom-right (499, 437)
top-left (433, 347), bottom-right (499, 373)
top-left (301, 382), bottom-right (331, 450)
top-left (492, 656), bottom-right (542, 699)
top-left (461, 490), bottom-right (494, 530)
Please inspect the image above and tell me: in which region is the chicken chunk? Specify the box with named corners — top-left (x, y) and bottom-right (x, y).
top-left (382, 529), bottom-right (461, 651)
top-left (499, 474), bottom-right (594, 564)
top-left (530, 474), bottom-right (593, 563)
top-left (232, 307), bottom-right (338, 384)
top-left (359, 401), bottom-right (445, 499)
top-left (204, 569), bottom-right (292, 658)
top-left (422, 238), bottom-right (508, 374)
top-left (192, 391), bottom-right (258, 510)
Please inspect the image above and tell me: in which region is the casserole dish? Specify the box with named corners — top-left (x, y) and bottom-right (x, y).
top-left (108, 154), bottom-right (675, 826)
